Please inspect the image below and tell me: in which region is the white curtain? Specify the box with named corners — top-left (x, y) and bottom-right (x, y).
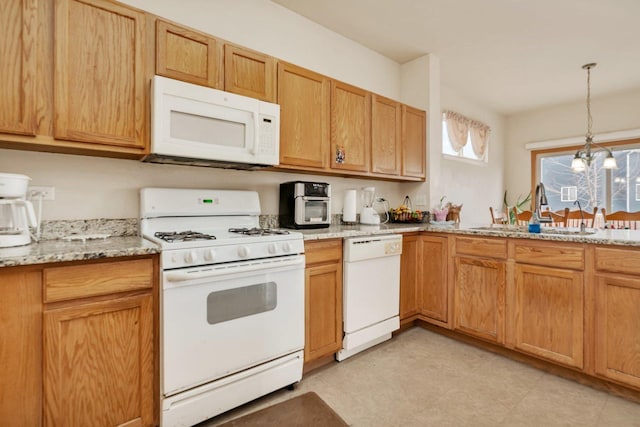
top-left (444, 111), bottom-right (469, 152)
top-left (444, 110), bottom-right (491, 158)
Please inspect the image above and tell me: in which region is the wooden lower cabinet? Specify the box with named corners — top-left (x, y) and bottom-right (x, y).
top-left (593, 273), bottom-right (640, 388)
top-left (453, 255), bottom-right (505, 343)
top-left (304, 239), bottom-right (343, 364)
top-left (418, 235), bottom-right (448, 325)
top-left (400, 234), bottom-right (448, 327)
top-left (399, 234), bottom-right (419, 322)
top-left (510, 264), bottom-right (584, 368)
top-left (0, 268), bottom-right (42, 426)
top-left (44, 294), bottom-right (155, 427)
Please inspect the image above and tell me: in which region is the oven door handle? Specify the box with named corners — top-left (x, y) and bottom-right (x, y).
top-left (165, 256), bottom-right (305, 283)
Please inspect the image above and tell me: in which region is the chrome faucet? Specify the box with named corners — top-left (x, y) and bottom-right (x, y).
top-left (535, 183), bottom-right (552, 223)
top-left (574, 200), bottom-right (586, 232)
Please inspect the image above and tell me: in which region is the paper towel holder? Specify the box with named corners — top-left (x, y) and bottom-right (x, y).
top-left (342, 189), bottom-right (358, 224)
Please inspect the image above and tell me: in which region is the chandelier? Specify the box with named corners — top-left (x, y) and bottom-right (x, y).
top-left (570, 63), bottom-right (617, 172)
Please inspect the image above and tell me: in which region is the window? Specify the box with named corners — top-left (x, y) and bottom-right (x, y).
top-left (535, 140), bottom-right (640, 212)
top-left (442, 111), bottom-right (490, 163)
top-left (560, 186), bottom-right (577, 202)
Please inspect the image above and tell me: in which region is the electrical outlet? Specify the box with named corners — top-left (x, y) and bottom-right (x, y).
top-left (28, 186), bottom-right (55, 201)
top-left (414, 194), bottom-right (427, 207)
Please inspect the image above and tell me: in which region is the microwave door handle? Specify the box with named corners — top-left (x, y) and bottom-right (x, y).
top-left (251, 111), bottom-right (260, 154)
top-left (300, 196), bottom-right (328, 201)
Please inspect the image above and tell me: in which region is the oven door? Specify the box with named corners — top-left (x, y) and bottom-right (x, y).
top-left (161, 255), bottom-right (305, 397)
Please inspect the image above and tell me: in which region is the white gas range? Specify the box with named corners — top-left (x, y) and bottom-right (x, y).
top-left (140, 188), bottom-right (305, 427)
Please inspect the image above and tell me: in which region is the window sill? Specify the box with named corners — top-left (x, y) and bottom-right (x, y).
top-left (442, 153), bottom-right (488, 167)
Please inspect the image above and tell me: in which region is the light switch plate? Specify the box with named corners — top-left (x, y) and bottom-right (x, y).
top-left (414, 194), bottom-right (427, 207)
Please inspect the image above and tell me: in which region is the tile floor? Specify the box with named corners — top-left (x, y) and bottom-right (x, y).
top-left (203, 327), bottom-right (640, 426)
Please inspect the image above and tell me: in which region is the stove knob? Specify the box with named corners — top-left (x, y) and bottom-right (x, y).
top-left (282, 242), bottom-right (292, 253)
top-left (268, 243), bottom-right (278, 254)
top-left (204, 249), bottom-right (216, 262)
top-left (238, 246), bottom-right (250, 258)
top-left (184, 251), bottom-right (198, 264)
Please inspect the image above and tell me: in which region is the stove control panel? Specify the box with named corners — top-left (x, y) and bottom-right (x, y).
top-left (161, 238), bottom-right (305, 269)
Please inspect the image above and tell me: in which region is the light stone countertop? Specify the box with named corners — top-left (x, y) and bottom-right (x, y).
top-left (297, 222), bottom-right (640, 247)
top-left (0, 236), bottom-right (159, 268)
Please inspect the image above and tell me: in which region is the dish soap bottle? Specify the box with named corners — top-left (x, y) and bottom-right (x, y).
top-left (528, 214), bottom-right (541, 233)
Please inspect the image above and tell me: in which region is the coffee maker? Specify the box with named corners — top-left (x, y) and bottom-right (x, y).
top-left (0, 173), bottom-right (38, 247)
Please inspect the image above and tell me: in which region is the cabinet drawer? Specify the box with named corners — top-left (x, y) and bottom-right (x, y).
top-left (304, 239), bottom-right (342, 266)
top-left (455, 237), bottom-right (507, 259)
top-left (44, 258), bottom-right (153, 303)
top-left (514, 242), bottom-right (584, 270)
top-left (594, 247), bottom-right (640, 275)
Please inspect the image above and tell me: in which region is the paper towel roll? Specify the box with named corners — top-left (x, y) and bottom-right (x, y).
top-left (343, 189), bottom-right (357, 222)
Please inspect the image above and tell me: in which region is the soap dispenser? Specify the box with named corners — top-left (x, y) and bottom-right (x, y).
top-left (528, 214), bottom-right (541, 233)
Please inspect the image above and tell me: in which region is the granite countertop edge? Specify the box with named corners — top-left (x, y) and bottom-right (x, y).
top-left (0, 236), bottom-right (160, 268)
top-left (299, 223), bottom-right (640, 247)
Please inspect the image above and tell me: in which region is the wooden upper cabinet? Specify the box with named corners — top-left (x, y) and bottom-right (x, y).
top-left (0, 0), bottom-right (37, 136)
top-left (330, 80), bottom-right (371, 173)
top-left (402, 105), bottom-right (426, 179)
top-left (224, 44), bottom-right (276, 102)
top-left (371, 94), bottom-right (401, 176)
top-left (156, 19), bottom-right (221, 88)
top-left (53, 0), bottom-right (146, 149)
top-left (277, 62), bottom-right (330, 170)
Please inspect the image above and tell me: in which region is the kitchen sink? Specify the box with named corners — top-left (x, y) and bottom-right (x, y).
top-left (469, 225), bottom-right (597, 236)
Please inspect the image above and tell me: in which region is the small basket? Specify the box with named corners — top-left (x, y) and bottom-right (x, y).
top-left (389, 196), bottom-right (428, 223)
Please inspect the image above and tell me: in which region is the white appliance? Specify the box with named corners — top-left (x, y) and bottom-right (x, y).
top-left (0, 173), bottom-right (38, 248)
top-left (143, 75), bottom-right (280, 170)
top-left (337, 234), bottom-right (402, 361)
top-left (360, 187), bottom-right (389, 225)
top-left (140, 188), bottom-right (305, 427)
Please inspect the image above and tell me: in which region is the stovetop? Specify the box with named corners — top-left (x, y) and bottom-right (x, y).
top-left (139, 187), bottom-right (305, 269)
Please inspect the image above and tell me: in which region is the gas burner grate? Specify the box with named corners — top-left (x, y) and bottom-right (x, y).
top-left (154, 230), bottom-right (217, 242)
top-left (228, 227), bottom-right (290, 236)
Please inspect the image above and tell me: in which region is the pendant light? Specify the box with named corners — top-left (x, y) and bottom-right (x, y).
top-left (570, 63), bottom-right (618, 172)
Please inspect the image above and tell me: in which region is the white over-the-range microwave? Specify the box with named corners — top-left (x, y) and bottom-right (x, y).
top-left (143, 75), bottom-right (280, 170)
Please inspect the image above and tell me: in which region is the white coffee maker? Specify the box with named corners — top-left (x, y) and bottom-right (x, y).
top-left (0, 173), bottom-right (38, 247)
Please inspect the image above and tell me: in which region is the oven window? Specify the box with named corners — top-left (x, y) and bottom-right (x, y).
top-left (206, 282), bottom-right (277, 325)
top-left (304, 201), bottom-right (328, 222)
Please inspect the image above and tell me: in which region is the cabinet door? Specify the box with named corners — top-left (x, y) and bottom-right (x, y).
top-left (156, 19), bottom-right (221, 88)
top-left (54, 0), bottom-right (146, 149)
top-left (277, 62), bottom-right (330, 170)
top-left (594, 274), bottom-right (640, 388)
top-left (454, 256), bottom-right (505, 343)
top-left (44, 293), bottom-right (154, 427)
top-left (225, 44), bottom-right (276, 102)
top-left (371, 94), bottom-right (401, 176)
top-left (0, 269), bottom-right (42, 426)
top-left (512, 264), bottom-right (584, 369)
top-left (419, 235), bottom-right (449, 325)
top-left (402, 105), bottom-right (426, 179)
top-left (400, 234), bottom-right (419, 322)
top-left (305, 262), bottom-right (343, 363)
top-left (0, 0), bottom-right (37, 135)
top-left (330, 80), bottom-right (371, 173)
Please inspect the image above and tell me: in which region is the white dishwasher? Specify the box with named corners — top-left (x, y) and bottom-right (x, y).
top-left (337, 234), bottom-right (402, 361)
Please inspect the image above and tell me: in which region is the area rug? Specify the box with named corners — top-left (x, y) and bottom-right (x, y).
top-left (217, 392), bottom-right (349, 427)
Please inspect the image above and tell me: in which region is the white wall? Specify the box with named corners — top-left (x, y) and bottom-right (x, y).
top-left (505, 88), bottom-right (640, 200)
top-left (436, 85), bottom-right (506, 225)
